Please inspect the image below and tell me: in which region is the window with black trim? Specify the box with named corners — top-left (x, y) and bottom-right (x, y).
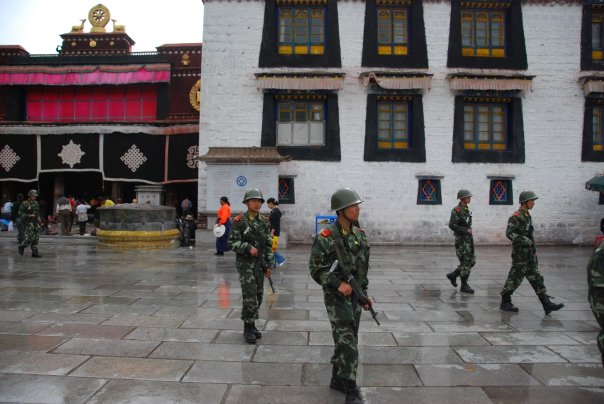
top-left (261, 92), bottom-right (341, 161)
top-left (489, 178), bottom-right (513, 205)
top-left (447, 0), bottom-right (527, 70)
top-left (417, 179), bottom-right (442, 205)
top-left (362, 0), bottom-right (428, 68)
top-left (452, 94), bottom-right (524, 163)
top-left (581, 3), bottom-right (604, 71)
top-left (277, 96), bottom-right (325, 146)
top-left (463, 98), bottom-right (507, 151)
top-left (582, 96), bottom-right (604, 162)
top-left (364, 94), bottom-right (425, 162)
top-left (278, 177), bottom-right (295, 204)
top-left (278, 4), bottom-right (325, 55)
top-left (259, 0), bottom-right (341, 68)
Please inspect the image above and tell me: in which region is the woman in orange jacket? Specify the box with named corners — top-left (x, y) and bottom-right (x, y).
top-left (215, 196), bottom-right (231, 255)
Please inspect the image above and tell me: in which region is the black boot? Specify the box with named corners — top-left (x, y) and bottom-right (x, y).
top-left (243, 322), bottom-right (256, 344)
top-left (329, 365), bottom-right (346, 393)
top-left (31, 248), bottom-right (42, 258)
top-left (500, 293), bottom-right (519, 312)
top-left (538, 294), bottom-right (564, 315)
top-left (344, 380), bottom-right (364, 404)
top-left (446, 269), bottom-right (460, 287)
top-left (252, 323), bottom-right (262, 339)
top-left (460, 279), bottom-right (474, 294)
top-left (18, 245), bottom-right (24, 256)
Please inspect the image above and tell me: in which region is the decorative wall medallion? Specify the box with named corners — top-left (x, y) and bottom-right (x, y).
top-left (89, 39), bottom-right (97, 48)
top-left (120, 144), bottom-right (147, 172)
top-left (181, 53), bottom-right (190, 66)
top-left (58, 140), bottom-right (85, 168)
top-left (189, 80), bottom-right (201, 112)
top-left (186, 145), bottom-right (199, 169)
top-left (0, 145), bottom-right (20, 172)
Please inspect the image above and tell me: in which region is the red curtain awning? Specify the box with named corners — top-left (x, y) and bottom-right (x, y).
top-left (0, 64), bottom-right (171, 85)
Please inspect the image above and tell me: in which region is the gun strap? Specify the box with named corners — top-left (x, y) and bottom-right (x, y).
top-left (329, 222), bottom-right (354, 278)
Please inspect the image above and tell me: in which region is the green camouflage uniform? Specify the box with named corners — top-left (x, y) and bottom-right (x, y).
top-left (448, 203), bottom-right (475, 280)
top-left (588, 239), bottom-right (604, 366)
top-left (309, 223), bottom-right (370, 382)
top-left (18, 199), bottom-right (40, 250)
top-left (501, 209), bottom-right (547, 296)
top-left (229, 211), bottom-right (274, 324)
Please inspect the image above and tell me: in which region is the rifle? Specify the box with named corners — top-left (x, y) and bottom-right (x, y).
top-left (254, 243), bottom-right (275, 294)
top-left (330, 259), bottom-right (380, 325)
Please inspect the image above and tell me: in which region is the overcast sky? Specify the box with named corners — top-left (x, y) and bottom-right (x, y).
top-left (0, 0), bottom-right (204, 54)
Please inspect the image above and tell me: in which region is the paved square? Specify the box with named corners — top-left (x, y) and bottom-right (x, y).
top-left (1, 237), bottom-right (603, 403)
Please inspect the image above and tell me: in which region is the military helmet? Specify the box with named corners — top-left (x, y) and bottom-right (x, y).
top-left (331, 188), bottom-right (363, 211)
top-left (27, 189), bottom-right (38, 197)
top-left (242, 189), bottom-right (265, 203)
top-left (457, 189), bottom-right (473, 199)
top-left (519, 190), bottom-right (538, 203)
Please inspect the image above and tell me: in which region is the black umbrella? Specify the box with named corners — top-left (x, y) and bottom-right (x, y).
top-left (586, 175), bottom-right (604, 192)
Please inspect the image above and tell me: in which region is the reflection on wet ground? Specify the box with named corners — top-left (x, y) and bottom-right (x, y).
top-left (0, 238), bottom-right (603, 403)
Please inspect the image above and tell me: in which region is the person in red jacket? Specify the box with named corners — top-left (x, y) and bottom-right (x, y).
top-left (215, 196), bottom-right (231, 255)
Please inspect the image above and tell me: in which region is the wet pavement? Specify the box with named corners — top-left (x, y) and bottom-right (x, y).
top-left (0, 234), bottom-right (603, 403)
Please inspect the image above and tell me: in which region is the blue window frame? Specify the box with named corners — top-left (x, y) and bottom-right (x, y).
top-left (377, 0), bottom-right (410, 56)
top-left (277, 1), bottom-right (326, 55)
top-left (377, 96), bottom-right (410, 150)
top-left (461, 8), bottom-right (506, 58)
top-left (417, 179), bottom-right (441, 205)
top-left (463, 98), bottom-right (508, 151)
top-left (489, 179), bottom-right (513, 205)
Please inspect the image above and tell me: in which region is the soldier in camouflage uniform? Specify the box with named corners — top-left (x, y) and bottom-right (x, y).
top-left (500, 191), bottom-right (564, 314)
top-left (18, 189), bottom-right (42, 258)
top-left (447, 189), bottom-right (476, 294)
top-left (309, 188), bottom-right (370, 404)
top-left (588, 238), bottom-right (604, 367)
top-left (228, 189), bottom-right (274, 344)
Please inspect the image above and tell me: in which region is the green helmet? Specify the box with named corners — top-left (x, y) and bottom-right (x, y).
top-left (27, 189), bottom-right (38, 197)
top-left (242, 189), bottom-right (265, 203)
top-left (457, 189), bottom-right (473, 199)
top-left (519, 190), bottom-right (538, 203)
top-left (331, 188), bottom-right (363, 211)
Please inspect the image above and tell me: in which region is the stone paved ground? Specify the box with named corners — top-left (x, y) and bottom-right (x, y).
top-left (0, 235), bottom-right (603, 403)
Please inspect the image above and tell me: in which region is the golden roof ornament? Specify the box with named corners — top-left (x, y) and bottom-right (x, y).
top-left (88, 4), bottom-right (111, 33)
top-left (70, 19), bottom-right (85, 33)
top-left (111, 19), bottom-right (126, 32)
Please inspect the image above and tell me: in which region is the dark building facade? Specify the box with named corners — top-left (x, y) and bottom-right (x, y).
top-left (0, 4), bottom-right (201, 214)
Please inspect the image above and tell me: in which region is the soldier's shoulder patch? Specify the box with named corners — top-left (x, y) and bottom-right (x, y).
top-left (234, 214), bottom-right (243, 222)
top-left (356, 227), bottom-right (365, 233)
top-left (320, 228), bottom-right (332, 238)
top-left (513, 211), bottom-right (521, 217)
top-left (455, 207), bottom-right (461, 213)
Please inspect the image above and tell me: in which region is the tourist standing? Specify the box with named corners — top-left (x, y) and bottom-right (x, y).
top-left (267, 197), bottom-right (286, 266)
top-left (76, 199), bottom-right (92, 235)
top-left (215, 196), bottom-right (231, 255)
top-left (56, 195), bottom-right (72, 236)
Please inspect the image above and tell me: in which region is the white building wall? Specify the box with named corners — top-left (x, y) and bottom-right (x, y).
top-left (200, 0), bottom-right (603, 245)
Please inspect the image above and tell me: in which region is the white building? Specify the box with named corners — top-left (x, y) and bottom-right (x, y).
top-left (199, 0), bottom-right (603, 245)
